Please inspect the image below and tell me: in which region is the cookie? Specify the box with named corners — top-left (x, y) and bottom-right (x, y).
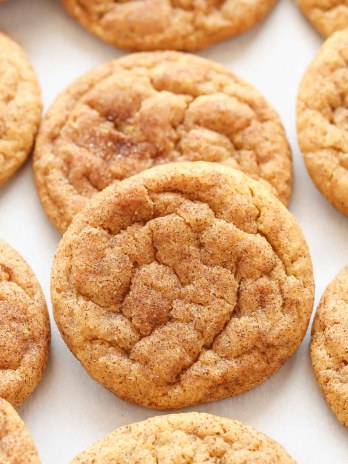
top-left (61, 0), bottom-right (277, 51)
top-left (34, 51), bottom-right (292, 233)
top-left (52, 162), bottom-right (314, 409)
top-left (0, 398), bottom-right (40, 463)
top-left (0, 32), bottom-right (42, 187)
top-left (297, 28), bottom-right (348, 215)
top-left (297, 0), bottom-right (348, 37)
top-left (311, 266), bottom-right (348, 427)
top-left (69, 412), bottom-right (295, 463)
top-left (0, 240), bottom-right (50, 408)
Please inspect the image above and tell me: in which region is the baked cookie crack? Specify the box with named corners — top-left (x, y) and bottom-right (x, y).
top-left (52, 162), bottom-right (313, 408)
top-left (35, 52), bottom-right (291, 232)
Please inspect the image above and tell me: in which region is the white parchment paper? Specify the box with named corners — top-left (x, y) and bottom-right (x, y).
top-left (0, 0), bottom-right (347, 462)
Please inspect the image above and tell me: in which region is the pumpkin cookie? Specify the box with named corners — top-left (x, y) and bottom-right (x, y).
top-left (69, 412), bottom-right (295, 463)
top-left (0, 240), bottom-right (50, 408)
top-left (34, 51), bottom-right (292, 233)
top-left (52, 162), bottom-right (313, 409)
top-left (61, 0), bottom-right (277, 51)
top-left (0, 399), bottom-right (40, 463)
top-left (297, 29), bottom-right (348, 215)
top-left (0, 33), bottom-right (42, 187)
top-left (297, 0), bottom-right (348, 37)
top-left (311, 266), bottom-right (348, 427)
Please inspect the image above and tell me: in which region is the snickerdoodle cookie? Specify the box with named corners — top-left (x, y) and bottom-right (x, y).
top-left (297, 28), bottom-right (348, 215)
top-left (61, 0), bottom-right (277, 51)
top-left (0, 32), bottom-right (42, 187)
top-left (297, 0), bottom-right (348, 37)
top-left (34, 51), bottom-right (292, 233)
top-left (0, 240), bottom-right (50, 408)
top-left (311, 266), bottom-right (348, 427)
top-left (52, 162), bottom-right (314, 409)
top-left (69, 413), bottom-right (295, 463)
top-left (0, 399), bottom-right (40, 463)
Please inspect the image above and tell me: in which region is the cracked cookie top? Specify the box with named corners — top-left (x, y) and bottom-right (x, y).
top-left (0, 399), bottom-right (40, 464)
top-left (297, 0), bottom-right (348, 37)
top-left (34, 51), bottom-right (292, 233)
top-left (311, 266), bottom-right (348, 427)
top-left (0, 32), bottom-right (42, 187)
top-left (297, 28), bottom-right (348, 215)
top-left (0, 240), bottom-right (50, 408)
top-left (61, 0), bottom-right (277, 51)
top-left (52, 162), bottom-right (313, 409)
top-left (69, 413), bottom-right (296, 463)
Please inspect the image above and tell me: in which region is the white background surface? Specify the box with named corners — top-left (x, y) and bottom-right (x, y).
top-left (0, 0), bottom-right (347, 462)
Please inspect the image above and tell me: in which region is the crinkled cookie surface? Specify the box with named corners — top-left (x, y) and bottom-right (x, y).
top-left (0, 32), bottom-right (41, 187)
top-left (35, 51), bottom-right (292, 233)
top-left (52, 162), bottom-right (313, 409)
top-left (0, 240), bottom-right (50, 408)
top-left (297, 28), bottom-right (348, 215)
top-left (311, 266), bottom-right (348, 427)
top-left (0, 398), bottom-right (40, 464)
top-left (297, 0), bottom-right (348, 37)
top-left (69, 413), bottom-right (296, 463)
top-left (61, 0), bottom-right (277, 51)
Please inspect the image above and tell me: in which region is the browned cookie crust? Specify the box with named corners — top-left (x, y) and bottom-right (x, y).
top-left (52, 162), bottom-right (313, 409)
top-left (34, 51), bottom-right (292, 233)
top-left (311, 266), bottom-right (348, 427)
top-left (69, 413), bottom-right (296, 463)
top-left (0, 399), bottom-right (40, 463)
top-left (297, 0), bottom-right (348, 37)
top-left (0, 32), bottom-right (42, 187)
top-left (61, 0), bottom-right (277, 51)
top-left (0, 240), bottom-right (50, 408)
top-left (297, 28), bottom-right (348, 215)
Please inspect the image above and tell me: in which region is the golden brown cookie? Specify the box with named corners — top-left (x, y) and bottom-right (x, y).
top-left (61, 0), bottom-right (277, 51)
top-left (69, 412), bottom-right (296, 463)
top-left (297, 28), bottom-right (348, 215)
top-left (0, 32), bottom-right (42, 187)
top-left (0, 399), bottom-right (40, 463)
top-left (52, 162), bottom-right (314, 409)
top-left (297, 0), bottom-right (348, 37)
top-left (34, 51), bottom-right (292, 233)
top-left (311, 266), bottom-right (348, 427)
top-left (0, 240), bottom-right (50, 408)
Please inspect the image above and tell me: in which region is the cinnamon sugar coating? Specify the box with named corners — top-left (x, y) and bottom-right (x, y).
top-left (52, 162), bottom-right (313, 409)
